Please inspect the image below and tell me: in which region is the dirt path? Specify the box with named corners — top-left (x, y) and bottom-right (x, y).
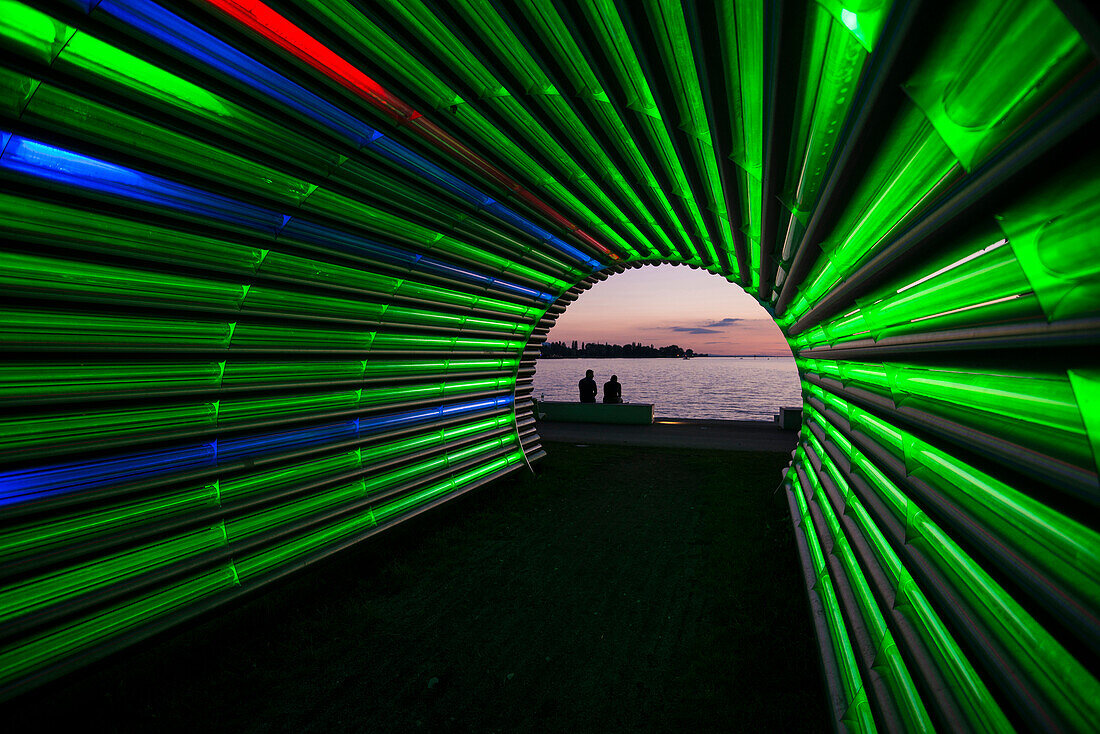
top-left (4, 444), bottom-right (827, 733)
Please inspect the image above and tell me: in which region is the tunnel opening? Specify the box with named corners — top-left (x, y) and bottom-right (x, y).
top-left (529, 263), bottom-right (799, 421)
top-left (0, 0), bottom-right (1098, 731)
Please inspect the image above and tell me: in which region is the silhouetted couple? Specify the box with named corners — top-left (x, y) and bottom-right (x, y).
top-left (578, 369), bottom-right (622, 404)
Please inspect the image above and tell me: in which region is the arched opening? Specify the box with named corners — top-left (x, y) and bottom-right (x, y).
top-left (0, 0), bottom-right (1097, 730)
top-left (531, 264), bottom-right (799, 420)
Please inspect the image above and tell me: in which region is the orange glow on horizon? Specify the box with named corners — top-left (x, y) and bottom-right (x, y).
top-left (547, 266), bottom-right (792, 356)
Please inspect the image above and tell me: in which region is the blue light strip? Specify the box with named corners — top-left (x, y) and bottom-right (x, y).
top-left (0, 443), bottom-right (217, 508)
top-left (482, 200), bottom-right (601, 268)
top-left (416, 255), bottom-right (552, 301)
top-left (76, 0), bottom-right (601, 270)
top-left (95, 0), bottom-right (383, 147)
top-left (0, 132), bottom-right (551, 301)
top-left (0, 396), bottom-right (514, 508)
top-left (0, 134), bottom-right (287, 233)
top-left (215, 421), bottom-right (356, 462)
top-left (368, 136), bottom-right (495, 208)
top-left (279, 218), bottom-right (422, 268)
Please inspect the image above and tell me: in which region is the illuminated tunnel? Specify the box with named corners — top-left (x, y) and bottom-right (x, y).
top-left (1, 0), bottom-right (1098, 729)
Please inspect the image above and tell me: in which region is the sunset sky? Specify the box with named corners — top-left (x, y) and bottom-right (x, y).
top-left (546, 265), bottom-right (793, 356)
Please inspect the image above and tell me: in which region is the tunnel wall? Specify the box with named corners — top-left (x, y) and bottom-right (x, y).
top-left (1, 0), bottom-right (1098, 730)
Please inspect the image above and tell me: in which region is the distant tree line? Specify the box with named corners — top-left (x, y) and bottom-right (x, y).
top-left (541, 340), bottom-right (697, 358)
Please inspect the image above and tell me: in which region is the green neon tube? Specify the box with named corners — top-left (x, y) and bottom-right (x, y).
top-left (997, 156), bottom-right (1100, 322)
top-left (0, 527), bottom-right (227, 627)
top-left (52, 30), bottom-right (347, 175)
top-left (904, 0), bottom-right (1090, 171)
top-left (0, 568), bottom-right (237, 691)
top-left (371, 451), bottom-right (521, 524)
top-left (227, 322), bottom-right (375, 352)
top-left (515, 0), bottom-right (689, 261)
top-left (0, 1), bottom-right (76, 64)
top-left (297, 0), bottom-right (656, 260)
top-left (0, 483), bottom-right (221, 565)
top-left (0, 252), bottom-right (538, 335)
top-left (0, 194), bottom-right (267, 275)
top-left (19, 80), bottom-right (317, 206)
top-left (718, 0), bottom-right (763, 277)
top-left (233, 449), bottom-right (523, 581)
top-left (576, 0), bottom-right (711, 264)
top-left (816, 0), bottom-right (893, 52)
top-left (644, 0), bottom-right (731, 265)
top-left (802, 408), bottom-right (1013, 730)
top-left (788, 470), bottom-right (875, 731)
top-left (0, 362), bottom-right (225, 400)
top-left (786, 233), bottom-right (1042, 350)
top-left (215, 414), bottom-right (516, 505)
top-left (218, 451), bottom-right (362, 504)
top-left (805, 394), bottom-right (1100, 730)
top-left (0, 401), bottom-right (218, 457)
top-left (792, 106), bottom-right (961, 318)
top-left (225, 479), bottom-right (370, 543)
top-left (811, 377), bottom-right (1100, 616)
top-left (781, 7), bottom-right (868, 220)
top-left (797, 357), bottom-right (1093, 471)
top-left (796, 448), bottom-right (934, 730)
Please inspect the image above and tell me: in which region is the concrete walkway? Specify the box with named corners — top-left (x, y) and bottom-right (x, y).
top-left (535, 416), bottom-right (799, 452)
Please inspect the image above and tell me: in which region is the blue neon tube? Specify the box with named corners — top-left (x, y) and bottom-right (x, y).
top-left (0, 133), bottom-right (289, 234)
top-left (94, 0), bottom-right (383, 147)
top-left (0, 397), bottom-right (511, 508)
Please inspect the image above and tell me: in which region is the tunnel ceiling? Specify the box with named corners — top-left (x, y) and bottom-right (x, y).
top-left (2, 0), bottom-right (1100, 729)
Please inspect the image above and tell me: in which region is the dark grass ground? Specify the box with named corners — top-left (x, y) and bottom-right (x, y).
top-left (4, 443), bottom-right (828, 733)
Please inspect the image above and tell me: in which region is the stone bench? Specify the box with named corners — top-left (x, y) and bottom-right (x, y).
top-left (533, 400), bottom-right (654, 425)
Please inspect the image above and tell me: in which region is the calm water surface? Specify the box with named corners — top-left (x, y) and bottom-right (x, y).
top-left (531, 357), bottom-right (802, 421)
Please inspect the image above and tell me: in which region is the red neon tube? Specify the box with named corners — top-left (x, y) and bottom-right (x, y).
top-left (203, 0), bottom-right (619, 260)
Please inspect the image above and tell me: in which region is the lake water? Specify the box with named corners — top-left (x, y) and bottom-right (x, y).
top-left (531, 357), bottom-right (803, 421)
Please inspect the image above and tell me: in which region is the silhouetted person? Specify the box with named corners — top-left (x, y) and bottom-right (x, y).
top-left (603, 375), bottom-right (622, 404)
top-left (579, 369), bottom-right (597, 403)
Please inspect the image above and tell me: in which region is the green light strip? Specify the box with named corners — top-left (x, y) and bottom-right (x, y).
top-left (0, 569), bottom-right (237, 693)
top-left (0, 483), bottom-right (221, 566)
top-left (788, 470), bottom-right (875, 731)
top-left (717, 0), bottom-right (764, 291)
top-left (644, 0), bottom-right (731, 267)
top-left (53, 30), bottom-right (347, 176)
top-left (789, 106), bottom-right (962, 320)
top-left (797, 409), bottom-right (1014, 730)
top-left (0, 414), bottom-right (516, 573)
top-left (0, 526), bottom-right (228, 627)
top-left (1, 377), bottom-right (513, 450)
top-left (804, 380), bottom-right (1099, 617)
top-left (517, 0), bottom-right (688, 262)
top-left (801, 393), bottom-right (1100, 730)
top-left (0, 5), bottom-right (583, 292)
top-left (577, 0), bottom-right (715, 265)
top-left (904, 0), bottom-right (1090, 171)
top-left (778, 6), bottom-right (869, 259)
top-left (787, 235), bottom-right (1037, 348)
top-left (234, 450), bottom-right (525, 580)
top-left (794, 444), bottom-right (934, 731)
top-left (299, 0), bottom-right (652, 260)
top-left (18, 78), bottom-right (317, 206)
top-left (796, 357), bottom-right (1094, 473)
top-left (0, 251), bottom-right (537, 335)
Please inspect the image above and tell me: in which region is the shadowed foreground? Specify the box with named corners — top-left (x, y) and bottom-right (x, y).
top-left (4, 444), bottom-right (827, 733)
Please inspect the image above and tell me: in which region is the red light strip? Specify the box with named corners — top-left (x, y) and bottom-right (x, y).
top-left (203, 0), bottom-right (619, 260)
